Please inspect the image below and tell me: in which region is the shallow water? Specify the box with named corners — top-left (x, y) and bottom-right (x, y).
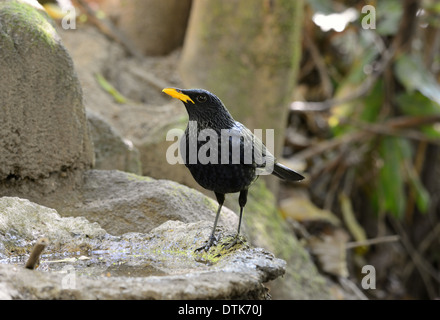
top-left (0, 242), bottom-right (209, 278)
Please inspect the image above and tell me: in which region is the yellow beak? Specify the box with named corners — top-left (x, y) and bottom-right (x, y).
top-left (162, 88), bottom-right (195, 104)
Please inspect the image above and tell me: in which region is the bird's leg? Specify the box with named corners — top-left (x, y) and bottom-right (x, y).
top-left (195, 192), bottom-right (225, 252)
top-left (223, 189), bottom-right (248, 249)
top-left (204, 203), bottom-right (222, 248)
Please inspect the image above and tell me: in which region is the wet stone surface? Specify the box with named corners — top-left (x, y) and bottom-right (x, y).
top-left (0, 197), bottom-right (285, 299)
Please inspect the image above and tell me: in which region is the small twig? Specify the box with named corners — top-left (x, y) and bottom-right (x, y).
top-left (292, 115), bottom-right (440, 161)
top-left (323, 154), bottom-right (348, 211)
top-left (390, 218), bottom-right (438, 299)
top-left (390, 0), bottom-right (419, 55)
top-left (338, 276), bottom-right (369, 300)
top-left (345, 235), bottom-right (400, 249)
top-left (292, 1), bottom-right (420, 114)
top-left (386, 114), bottom-right (440, 129)
top-left (292, 130), bottom-right (368, 161)
top-left (418, 223), bottom-right (440, 256)
top-left (351, 118), bottom-right (440, 146)
top-left (403, 223), bottom-right (440, 283)
top-left (291, 46), bottom-right (395, 112)
top-left (25, 238), bottom-right (49, 270)
top-left (290, 80), bottom-right (373, 112)
top-left (304, 33), bottom-right (333, 98)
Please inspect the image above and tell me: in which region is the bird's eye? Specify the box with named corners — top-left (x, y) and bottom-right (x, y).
top-left (196, 95), bottom-right (207, 103)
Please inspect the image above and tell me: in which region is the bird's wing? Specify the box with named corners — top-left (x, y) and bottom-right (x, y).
top-left (224, 123), bottom-right (275, 174)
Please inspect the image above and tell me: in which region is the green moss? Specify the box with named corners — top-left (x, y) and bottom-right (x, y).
top-left (165, 181), bottom-right (218, 214)
top-left (0, 0), bottom-right (58, 49)
top-left (202, 196), bottom-right (217, 212)
top-left (286, 0), bottom-right (305, 90)
top-left (192, 235), bottom-right (248, 265)
top-left (244, 179), bottom-right (305, 258)
top-left (125, 171), bottom-right (154, 182)
top-left (232, 178), bottom-right (331, 298)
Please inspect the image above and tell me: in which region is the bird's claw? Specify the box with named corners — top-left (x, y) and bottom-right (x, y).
top-left (195, 235), bottom-right (218, 252)
top-left (222, 235), bottom-right (244, 250)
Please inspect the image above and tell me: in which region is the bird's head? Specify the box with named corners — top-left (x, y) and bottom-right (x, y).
top-left (162, 88), bottom-right (234, 127)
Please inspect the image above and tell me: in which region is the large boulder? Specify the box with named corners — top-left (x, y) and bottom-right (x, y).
top-left (87, 109), bottom-right (142, 175)
top-left (0, 197), bottom-right (285, 300)
top-left (0, 0), bottom-right (94, 181)
top-left (0, 2), bottom-right (333, 300)
top-left (58, 26), bottom-right (201, 190)
top-left (57, 169), bottom-right (239, 236)
top-left (57, 24), bottom-right (332, 300)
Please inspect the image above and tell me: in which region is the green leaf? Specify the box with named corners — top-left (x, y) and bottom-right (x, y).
top-left (395, 54), bottom-right (440, 108)
top-left (395, 91), bottom-right (440, 139)
top-left (339, 192), bottom-right (367, 253)
top-left (396, 91), bottom-right (440, 116)
top-left (404, 161), bottom-right (430, 213)
top-left (375, 0), bottom-right (403, 36)
top-left (329, 44), bottom-right (380, 134)
top-left (95, 73), bottom-right (128, 104)
top-left (420, 126), bottom-right (440, 139)
top-left (360, 80), bottom-right (384, 123)
top-left (378, 137), bottom-right (406, 218)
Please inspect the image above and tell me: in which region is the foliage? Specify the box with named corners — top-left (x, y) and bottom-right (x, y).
top-left (292, 0), bottom-right (440, 299)
top-left (295, 0), bottom-right (440, 220)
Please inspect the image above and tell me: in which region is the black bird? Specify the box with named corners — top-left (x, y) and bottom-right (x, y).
top-left (162, 88), bottom-right (304, 251)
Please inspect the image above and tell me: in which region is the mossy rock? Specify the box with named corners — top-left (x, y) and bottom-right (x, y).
top-left (0, 0), bottom-right (94, 181)
top-left (226, 179), bottom-right (331, 299)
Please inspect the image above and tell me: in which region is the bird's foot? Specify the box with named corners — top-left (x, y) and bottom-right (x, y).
top-left (222, 234), bottom-right (245, 250)
top-left (195, 235), bottom-right (218, 252)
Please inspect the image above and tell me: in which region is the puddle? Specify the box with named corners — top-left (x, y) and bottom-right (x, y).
top-left (0, 222), bottom-right (238, 280)
top-left (0, 242), bottom-right (208, 278)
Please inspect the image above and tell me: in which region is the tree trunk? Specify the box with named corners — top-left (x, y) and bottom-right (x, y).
top-left (179, 1), bottom-right (326, 300)
top-left (179, 0), bottom-right (304, 157)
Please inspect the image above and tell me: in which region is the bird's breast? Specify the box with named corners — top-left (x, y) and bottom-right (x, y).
top-left (186, 162), bottom-right (256, 194)
top-left (180, 127), bottom-right (257, 194)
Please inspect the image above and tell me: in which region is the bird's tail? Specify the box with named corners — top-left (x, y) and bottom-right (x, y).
top-left (272, 162), bottom-right (305, 181)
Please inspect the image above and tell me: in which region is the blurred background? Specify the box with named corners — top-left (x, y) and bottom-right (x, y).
top-left (40, 0), bottom-right (440, 299)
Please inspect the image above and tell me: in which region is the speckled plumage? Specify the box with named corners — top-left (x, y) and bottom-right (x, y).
top-left (163, 88), bottom-right (304, 251)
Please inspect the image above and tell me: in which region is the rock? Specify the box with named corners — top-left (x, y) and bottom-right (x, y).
top-left (0, 3), bottom-right (331, 299)
top-left (87, 109), bottom-right (142, 175)
top-left (0, 197), bottom-right (106, 260)
top-left (58, 170), bottom-right (238, 236)
top-left (2, 169), bottom-right (331, 299)
top-left (58, 26), bottom-right (199, 189)
top-left (0, 197), bottom-right (285, 299)
top-left (229, 179), bottom-right (332, 300)
top-left (96, 0), bottom-right (192, 56)
top-left (56, 25), bottom-right (332, 299)
top-left (0, 0), bottom-right (94, 180)
top-left (107, 102), bottom-right (199, 189)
